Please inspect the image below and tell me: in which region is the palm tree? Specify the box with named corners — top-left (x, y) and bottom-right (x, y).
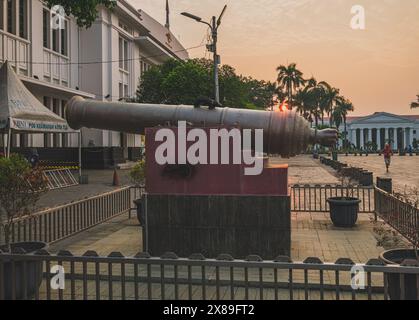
top-left (319, 82), bottom-right (342, 126)
top-left (276, 63), bottom-right (305, 110)
top-left (334, 99), bottom-right (355, 148)
top-left (302, 78), bottom-right (326, 127)
top-left (294, 89), bottom-right (312, 119)
top-left (411, 95), bottom-right (419, 109)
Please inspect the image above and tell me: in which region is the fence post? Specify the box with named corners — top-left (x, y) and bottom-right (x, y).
top-left (377, 177), bottom-right (392, 194)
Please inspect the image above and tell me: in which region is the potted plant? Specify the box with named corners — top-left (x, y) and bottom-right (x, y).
top-left (379, 234), bottom-right (418, 300)
top-left (0, 154), bottom-right (48, 300)
top-left (327, 175), bottom-right (361, 228)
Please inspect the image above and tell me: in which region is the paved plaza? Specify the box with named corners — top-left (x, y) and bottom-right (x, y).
top-left (43, 154), bottom-right (414, 263)
top-left (49, 211), bottom-right (386, 263)
top-left (338, 154), bottom-right (419, 195)
top-left (31, 155), bottom-right (413, 300)
top-left (44, 155), bottom-right (401, 262)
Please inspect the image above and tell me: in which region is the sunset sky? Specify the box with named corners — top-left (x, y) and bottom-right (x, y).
top-left (129, 0), bottom-right (419, 116)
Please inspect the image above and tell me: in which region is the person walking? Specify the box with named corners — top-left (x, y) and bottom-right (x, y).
top-left (383, 143), bottom-right (393, 173)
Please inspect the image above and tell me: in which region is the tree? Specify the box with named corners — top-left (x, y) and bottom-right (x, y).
top-left (411, 95), bottom-right (419, 109)
top-left (160, 60), bottom-right (212, 105)
top-left (276, 63), bottom-right (305, 110)
top-left (333, 99), bottom-right (355, 149)
top-left (0, 155), bottom-right (48, 252)
top-left (319, 82), bottom-right (342, 126)
top-left (242, 78), bottom-right (277, 110)
top-left (302, 79), bottom-right (325, 127)
top-left (137, 59), bottom-right (276, 110)
top-left (45, 0), bottom-right (116, 28)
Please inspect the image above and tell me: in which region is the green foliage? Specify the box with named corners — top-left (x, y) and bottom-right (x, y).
top-left (45, 0), bottom-right (116, 28)
top-left (136, 59), bottom-right (276, 110)
top-left (276, 63), bottom-right (305, 109)
top-left (411, 95), bottom-right (419, 109)
top-left (130, 160), bottom-right (146, 186)
top-left (413, 139), bottom-right (418, 150)
top-left (0, 155), bottom-right (48, 251)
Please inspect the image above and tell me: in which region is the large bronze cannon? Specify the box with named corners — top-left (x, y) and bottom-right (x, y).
top-left (65, 96), bottom-right (337, 157)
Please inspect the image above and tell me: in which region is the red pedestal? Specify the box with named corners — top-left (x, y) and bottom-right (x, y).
top-left (145, 126), bottom-right (289, 196)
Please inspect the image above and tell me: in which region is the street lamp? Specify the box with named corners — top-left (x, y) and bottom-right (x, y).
top-left (181, 5), bottom-right (227, 105)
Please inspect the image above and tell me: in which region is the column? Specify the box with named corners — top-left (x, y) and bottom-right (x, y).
top-left (391, 129), bottom-right (396, 150)
top-left (409, 128), bottom-right (414, 147)
top-left (360, 128), bottom-right (365, 149)
top-left (368, 128), bottom-right (372, 144)
top-left (405, 128), bottom-right (411, 148)
top-left (377, 129), bottom-right (381, 150)
top-left (351, 129), bottom-right (356, 147)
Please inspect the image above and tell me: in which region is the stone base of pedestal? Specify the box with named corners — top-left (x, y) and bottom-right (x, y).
top-left (139, 194), bottom-right (291, 260)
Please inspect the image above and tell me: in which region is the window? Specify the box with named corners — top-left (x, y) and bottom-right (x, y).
top-left (43, 8), bottom-right (68, 56)
top-left (61, 20), bottom-right (68, 55)
top-left (119, 83), bottom-right (129, 100)
top-left (43, 9), bottom-right (50, 48)
top-left (119, 37), bottom-right (129, 71)
top-left (0, 1), bottom-right (4, 30)
top-left (119, 83), bottom-right (123, 99)
top-left (52, 28), bottom-right (59, 52)
top-left (124, 84), bottom-right (128, 98)
top-left (140, 60), bottom-right (153, 77)
top-left (118, 21), bottom-right (132, 35)
top-left (7, 0), bottom-right (15, 34)
top-left (18, 0), bottom-right (26, 38)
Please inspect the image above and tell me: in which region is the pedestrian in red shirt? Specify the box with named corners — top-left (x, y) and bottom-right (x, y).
top-left (383, 143), bottom-right (393, 173)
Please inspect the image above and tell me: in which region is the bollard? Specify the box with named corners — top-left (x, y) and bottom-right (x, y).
top-left (377, 177), bottom-right (392, 193)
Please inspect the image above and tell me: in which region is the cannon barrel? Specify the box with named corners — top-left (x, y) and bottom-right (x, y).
top-left (65, 96), bottom-right (337, 157)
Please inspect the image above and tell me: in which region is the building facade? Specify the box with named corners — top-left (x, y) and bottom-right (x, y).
top-left (337, 113), bottom-right (419, 151)
top-left (0, 0), bottom-right (188, 167)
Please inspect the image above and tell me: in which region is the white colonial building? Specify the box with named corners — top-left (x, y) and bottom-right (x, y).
top-left (0, 0), bottom-right (188, 167)
top-left (338, 113), bottom-right (419, 151)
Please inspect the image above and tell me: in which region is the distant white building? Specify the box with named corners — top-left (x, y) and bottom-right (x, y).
top-left (334, 112), bottom-right (419, 151)
top-left (0, 0), bottom-right (188, 167)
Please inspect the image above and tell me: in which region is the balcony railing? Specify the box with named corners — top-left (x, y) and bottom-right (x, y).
top-left (43, 48), bottom-right (70, 86)
top-left (0, 30), bottom-right (30, 75)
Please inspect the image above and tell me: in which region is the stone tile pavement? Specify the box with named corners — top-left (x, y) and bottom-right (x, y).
top-left (49, 211), bottom-right (385, 263)
top-left (338, 154), bottom-right (419, 194)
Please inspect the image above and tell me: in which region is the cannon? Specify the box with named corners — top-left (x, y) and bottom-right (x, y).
top-left (65, 96), bottom-right (337, 157)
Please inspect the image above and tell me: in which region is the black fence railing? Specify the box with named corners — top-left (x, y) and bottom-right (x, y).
top-left (291, 185), bottom-right (375, 213)
top-left (0, 187), bottom-right (145, 246)
top-left (374, 188), bottom-right (419, 246)
top-left (0, 251), bottom-right (418, 300)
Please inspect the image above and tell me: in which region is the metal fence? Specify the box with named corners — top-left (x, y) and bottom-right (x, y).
top-left (374, 188), bottom-right (419, 245)
top-left (291, 185), bottom-right (375, 213)
top-left (2, 187), bottom-right (145, 245)
top-left (0, 251), bottom-right (418, 300)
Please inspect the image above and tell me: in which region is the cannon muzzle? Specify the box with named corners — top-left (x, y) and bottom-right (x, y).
top-left (65, 96), bottom-right (337, 157)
